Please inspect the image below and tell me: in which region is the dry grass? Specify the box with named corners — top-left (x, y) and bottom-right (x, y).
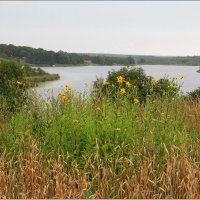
top-left (0, 136), bottom-right (200, 199)
top-left (181, 98), bottom-right (200, 135)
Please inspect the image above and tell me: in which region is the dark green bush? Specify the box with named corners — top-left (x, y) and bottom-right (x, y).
top-left (93, 67), bottom-right (181, 103)
top-left (0, 59), bottom-right (28, 111)
top-left (187, 87), bottom-right (200, 99)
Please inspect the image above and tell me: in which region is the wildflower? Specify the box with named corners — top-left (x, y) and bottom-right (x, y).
top-left (96, 106), bottom-right (101, 111)
top-left (133, 98), bottom-right (139, 104)
top-left (114, 128), bottom-right (121, 132)
top-left (150, 77), bottom-right (157, 83)
top-left (73, 119), bottom-right (79, 123)
top-left (120, 88), bottom-right (126, 94)
top-left (58, 91), bottom-right (68, 101)
top-left (168, 84), bottom-right (176, 89)
top-left (125, 81), bottom-right (132, 88)
top-left (58, 91), bottom-right (65, 96)
top-left (61, 95), bottom-right (68, 101)
top-left (16, 80), bottom-right (23, 85)
top-left (117, 76), bottom-right (124, 83)
top-left (65, 83), bottom-right (73, 90)
top-left (112, 84), bottom-right (115, 87)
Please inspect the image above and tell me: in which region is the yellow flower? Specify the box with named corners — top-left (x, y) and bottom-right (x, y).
top-left (117, 76), bottom-right (124, 83)
top-left (168, 84), bottom-right (176, 89)
top-left (112, 84), bottom-right (115, 87)
top-left (133, 98), bottom-right (139, 104)
top-left (64, 83), bottom-right (73, 90)
top-left (62, 95), bottom-right (68, 101)
top-left (125, 81), bottom-right (132, 88)
top-left (114, 128), bottom-right (121, 132)
top-left (16, 81), bottom-right (23, 85)
top-left (73, 119), bottom-right (79, 123)
top-left (58, 91), bottom-right (68, 101)
top-left (96, 106), bottom-right (101, 111)
top-left (120, 88), bottom-right (126, 94)
top-left (58, 91), bottom-right (65, 96)
top-left (150, 77), bottom-right (157, 83)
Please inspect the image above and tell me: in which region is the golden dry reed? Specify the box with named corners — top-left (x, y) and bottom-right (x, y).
top-left (0, 134), bottom-right (200, 199)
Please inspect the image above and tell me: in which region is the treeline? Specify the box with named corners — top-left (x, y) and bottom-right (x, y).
top-left (83, 54), bottom-right (135, 65)
top-left (0, 44), bottom-right (84, 65)
top-left (1, 44), bottom-right (200, 66)
top-left (0, 44), bottom-right (135, 66)
top-left (135, 55), bottom-right (200, 66)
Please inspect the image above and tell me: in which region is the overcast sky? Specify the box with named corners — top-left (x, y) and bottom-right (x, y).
top-left (1, 1), bottom-right (200, 56)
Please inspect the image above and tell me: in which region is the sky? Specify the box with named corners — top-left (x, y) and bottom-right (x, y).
top-left (0, 1), bottom-right (200, 56)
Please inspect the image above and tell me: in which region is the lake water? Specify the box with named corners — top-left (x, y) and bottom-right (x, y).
top-left (33, 65), bottom-right (200, 97)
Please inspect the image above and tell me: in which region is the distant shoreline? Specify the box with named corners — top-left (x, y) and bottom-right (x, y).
top-left (30, 63), bottom-right (200, 68)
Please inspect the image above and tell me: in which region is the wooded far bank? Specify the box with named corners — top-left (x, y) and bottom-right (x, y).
top-left (1, 44), bottom-right (200, 66)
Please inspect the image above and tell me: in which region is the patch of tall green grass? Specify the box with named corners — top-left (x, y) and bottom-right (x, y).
top-left (0, 88), bottom-right (198, 166)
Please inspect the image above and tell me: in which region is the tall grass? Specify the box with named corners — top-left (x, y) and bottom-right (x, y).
top-left (0, 89), bottom-right (199, 198)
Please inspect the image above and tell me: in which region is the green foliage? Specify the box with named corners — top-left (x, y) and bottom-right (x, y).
top-left (0, 44), bottom-right (85, 65)
top-left (187, 87), bottom-right (200, 99)
top-left (93, 67), bottom-right (181, 103)
top-left (0, 90), bottom-right (197, 166)
top-left (23, 65), bottom-right (48, 77)
top-left (0, 44), bottom-right (136, 66)
top-left (0, 60), bottom-right (27, 111)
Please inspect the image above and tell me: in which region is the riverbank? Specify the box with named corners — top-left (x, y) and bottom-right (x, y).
top-left (25, 73), bottom-right (60, 87)
top-left (29, 62), bottom-right (200, 68)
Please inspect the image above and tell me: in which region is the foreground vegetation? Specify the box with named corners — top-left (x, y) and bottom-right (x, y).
top-left (0, 60), bottom-right (200, 198)
top-left (0, 91), bottom-right (200, 198)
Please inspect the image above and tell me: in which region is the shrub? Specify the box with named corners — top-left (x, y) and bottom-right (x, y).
top-left (0, 59), bottom-right (27, 111)
top-left (187, 87), bottom-right (200, 100)
top-left (93, 67), bottom-right (181, 103)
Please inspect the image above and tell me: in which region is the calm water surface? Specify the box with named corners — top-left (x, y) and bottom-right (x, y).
top-left (33, 65), bottom-right (200, 97)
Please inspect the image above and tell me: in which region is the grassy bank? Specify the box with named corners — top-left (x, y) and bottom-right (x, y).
top-left (0, 86), bottom-right (200, 198)
top-left (25, 73), bottom-right (60, 86)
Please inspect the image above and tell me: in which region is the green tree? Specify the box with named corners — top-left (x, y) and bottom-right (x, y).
top-left (0, 59), bottom-right (27, 111)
